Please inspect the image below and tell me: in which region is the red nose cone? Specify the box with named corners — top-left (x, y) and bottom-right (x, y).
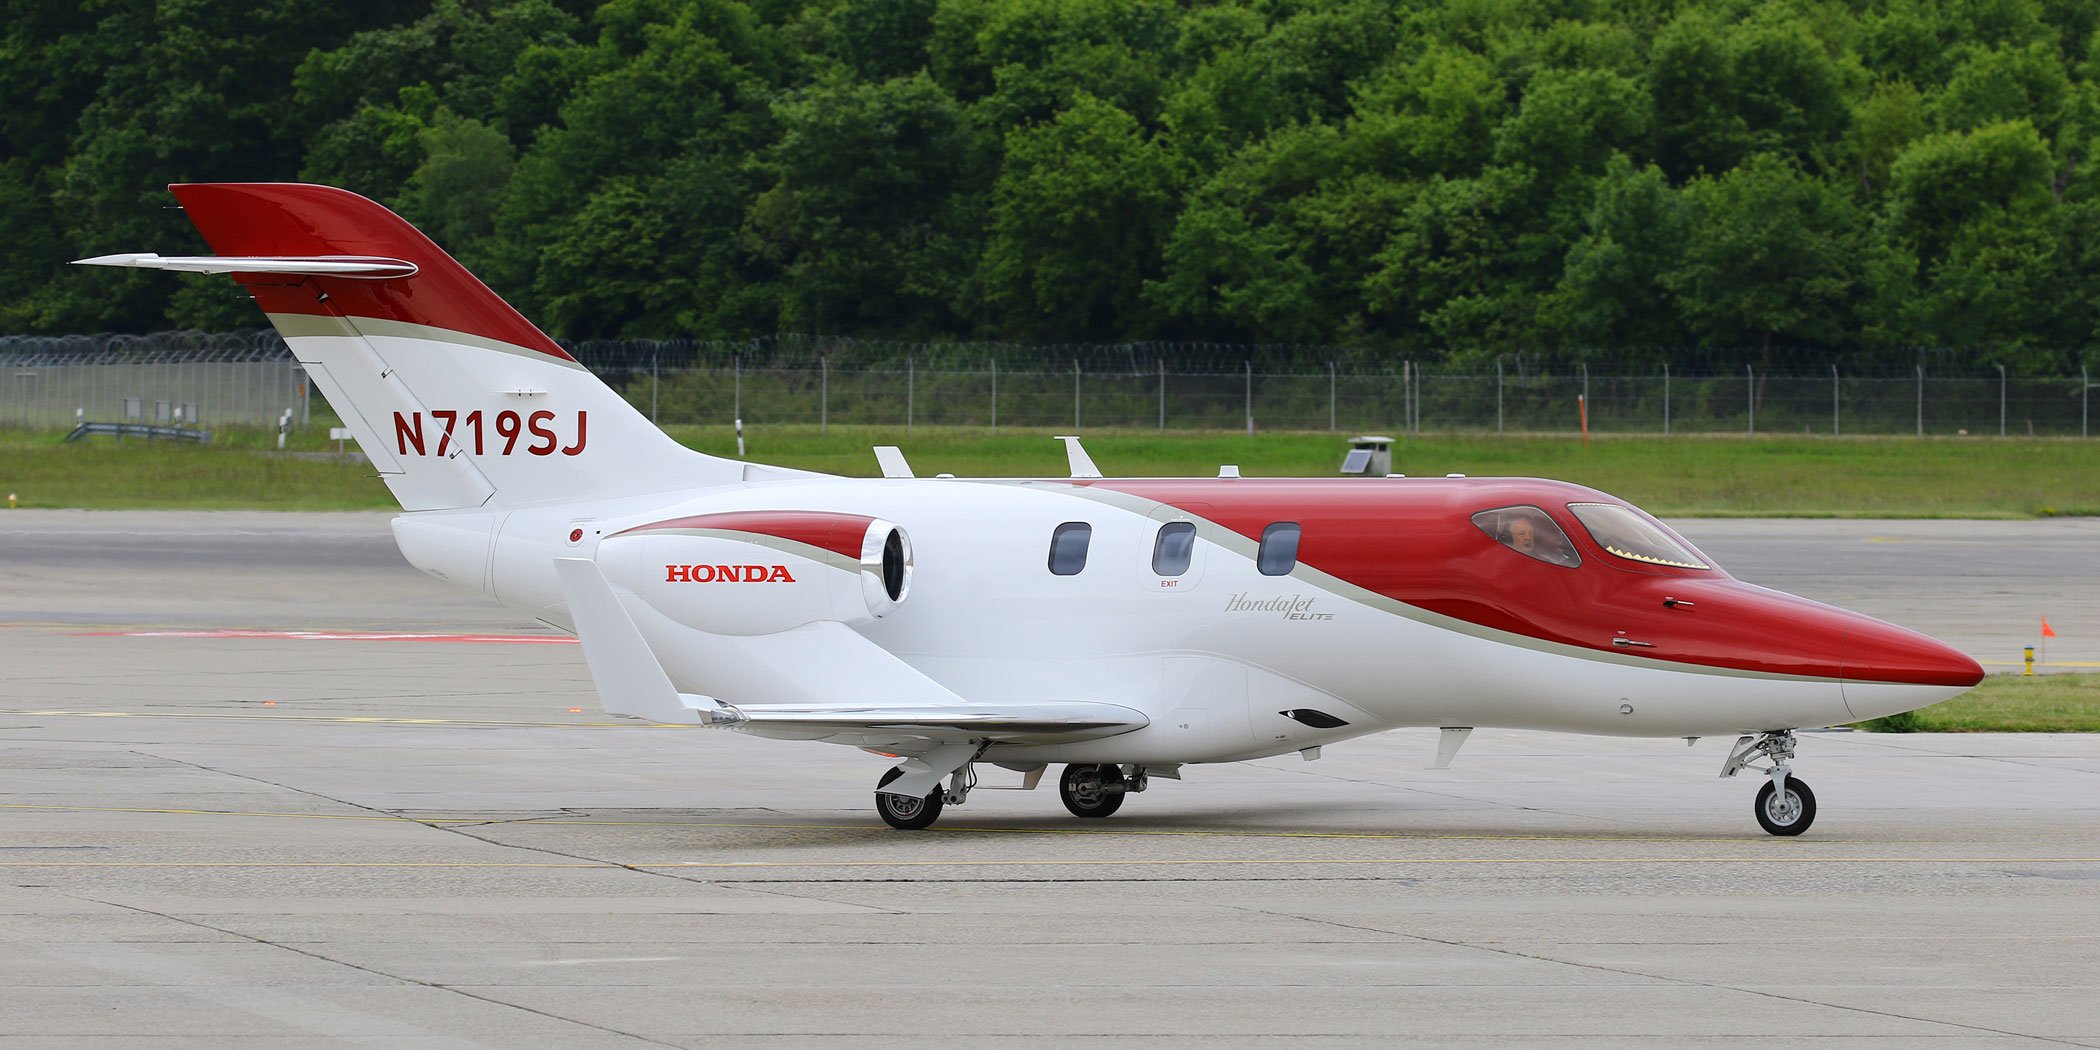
top-left (1843, 616), bottom-right (1985, 687)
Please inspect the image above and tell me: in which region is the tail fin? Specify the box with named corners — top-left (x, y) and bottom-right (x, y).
top-left (84, 183), bottom-right (751, 510)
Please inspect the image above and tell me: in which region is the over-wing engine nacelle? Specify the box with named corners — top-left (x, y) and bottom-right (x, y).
top-left (598, 512), bottom-right (911, 636)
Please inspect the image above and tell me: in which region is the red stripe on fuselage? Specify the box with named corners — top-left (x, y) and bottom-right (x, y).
top-left (613, 511), bottom-right (875, 560)
top-left (1072, 478), bottom-right (1978, 688)
top-left (170, 183), bottom-right (574, 362)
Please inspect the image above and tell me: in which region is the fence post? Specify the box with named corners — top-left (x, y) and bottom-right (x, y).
top-left (1745, 364), bottom-right (1754, 435)
top-left (1916, 365), bottom-right (1924, 436)
top-left (1998, 364), bottom-right (2007, 437)
top-left (1158, 359), bottom-right (1165, 432)
top-left (990, 357), bottom-right (998, 433)
top-left (1832, 365), bottom-right (1840, 437)
top-left (820, 356), bottom-right (828, 434)
top-left (1328, 360), bottom-right (1336, 432)
top-left (733, 354), bottom-right (742, 428)
top-left (1402, 361), bottom-right (1419, 434)
top-left (1244, 361), bottom-right (1253, 435)
top-left (1402, 361), bottom-right (1411, 434)
top-left (1413, 361), bottom-right (1424, 433)
top-left (1073, 359), bottom-right (1081, 431)
top-left (1580, 363), bottom-right (1588, 436)
top-left (907, 357), bottom-right (914, 435)
top-left (2084, 366), bottom-right (2089, 439)
top-left (1496, 360), bottom-right (1504, 434)
top-left (1663, 363), bottom-right (1671, 434)
top-left (650, 352), bottom-right (659, 423)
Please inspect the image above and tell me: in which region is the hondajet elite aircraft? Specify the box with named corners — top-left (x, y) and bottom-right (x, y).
top-left (81, 183), bottom-right (1985, 835)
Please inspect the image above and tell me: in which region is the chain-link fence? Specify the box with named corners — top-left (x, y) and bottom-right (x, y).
top-left (4, 330), bottom-right (2096, 437)
top-left (0, 331), bottom-right (309, 431)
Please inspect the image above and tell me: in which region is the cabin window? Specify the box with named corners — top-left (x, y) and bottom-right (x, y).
top-left (1152, 521), bottom-right (1196, 576)
top-left (1471, 506), bottom-right (1580, 568)
top-left (1257, 522), bottom-right (1301, 576)
top-left (1048, 522), bottom-right (1093, 575)
top-left (1567, 503), bottom-right (1709, 570)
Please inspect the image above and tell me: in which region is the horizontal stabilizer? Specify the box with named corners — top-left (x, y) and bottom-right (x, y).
top-left (73, 253), bottom-right (418, 278)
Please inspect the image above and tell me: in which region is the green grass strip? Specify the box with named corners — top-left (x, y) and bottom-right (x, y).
top-left (1856, 673), bottom-right (2100, 732)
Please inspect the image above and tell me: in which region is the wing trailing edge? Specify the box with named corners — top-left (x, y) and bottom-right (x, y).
top-left (552, 557), bottom-right (1148, 748)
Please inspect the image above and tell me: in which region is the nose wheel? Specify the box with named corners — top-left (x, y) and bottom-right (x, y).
top-left (1754, 777), bottom-right (1817, 836)
top-left (1722, 730), bottom-right (1818, 836)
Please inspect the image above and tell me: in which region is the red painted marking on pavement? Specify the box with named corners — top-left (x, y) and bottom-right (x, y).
top-left (75, 629), bottom-right (576, 645)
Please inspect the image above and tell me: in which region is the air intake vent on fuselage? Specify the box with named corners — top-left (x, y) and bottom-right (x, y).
top-left (1281, 709), bottom-right (1350, 729)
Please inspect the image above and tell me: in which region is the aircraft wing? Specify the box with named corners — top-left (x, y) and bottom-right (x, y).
top-left (551, 558), bottom-right (1147, 755)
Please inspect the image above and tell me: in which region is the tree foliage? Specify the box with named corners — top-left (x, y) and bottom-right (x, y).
top-left (4, 0), bottom-right (2099, 371)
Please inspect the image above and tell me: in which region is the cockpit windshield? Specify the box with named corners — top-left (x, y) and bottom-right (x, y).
top-left (1471, 505), bottom-right (1580, 568)
top-left (1567, 503), bottom-right (1711, 570)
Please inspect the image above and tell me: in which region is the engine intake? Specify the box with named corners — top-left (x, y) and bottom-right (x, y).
top-left (863, 521), bottom-right (912, 614)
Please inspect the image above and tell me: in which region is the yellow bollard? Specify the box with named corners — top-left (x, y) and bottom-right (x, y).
top-left (2024, 646), bottom-right (2035, 676)
top-left (6, 492), bottom-right (14, 510)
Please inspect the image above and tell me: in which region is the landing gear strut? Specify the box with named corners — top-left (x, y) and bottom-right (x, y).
top-left (1722, 730), bottom-right (1816, 836)
top-left (1060, 763), bottom-right (1146, 818)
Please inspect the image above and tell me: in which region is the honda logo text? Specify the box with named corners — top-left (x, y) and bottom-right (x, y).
top-left (666, 564), bottom-right (798, 583)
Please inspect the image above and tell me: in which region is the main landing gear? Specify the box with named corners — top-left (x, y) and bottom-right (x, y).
top-left (875, 760), bottom-right (1152, 829)
top-left (1059, 763), bottom-right (1145, 818)
top-left (1722, 729), bottom-right (1817, 836)
top-left (874, 767), bottom-right (944, 830)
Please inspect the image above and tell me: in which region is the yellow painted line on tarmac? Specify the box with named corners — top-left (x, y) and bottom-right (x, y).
top-left (15, 709), bottom-right (688, 729)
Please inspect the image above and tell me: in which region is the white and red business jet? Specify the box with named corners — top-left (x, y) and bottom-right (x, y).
top-left (81, 183), bottom-right (1983, 835)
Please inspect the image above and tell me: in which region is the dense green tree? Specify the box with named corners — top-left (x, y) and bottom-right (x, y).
top-left (15, 0), bottom-right (413, 331)
top-left (1151, 124), bottom-right (1402, 343)
top-left (1539, 154), bottom-right (1688, 352)
top-left (1669, 155), bottom-right (1867, 352)
top-left (1846, 78), bottom-right (1931, 196)
top-left (0, 0), bottom-right (2095, 372)
top-left (746, 72), bottom-right (977, 335)
top-left (983, 93), bottom-right (1173, 337)
top-left (488, 0), bottom-right (784, 333)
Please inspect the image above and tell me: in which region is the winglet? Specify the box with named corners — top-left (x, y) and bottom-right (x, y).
top-left (873, 446), bottom-right (914, 478)
top-left (1053, 436), bottom-right (1102, 478)
top-left (552, 557), bottom-right (736, 725)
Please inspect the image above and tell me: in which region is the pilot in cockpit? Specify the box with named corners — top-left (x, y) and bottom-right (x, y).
top-left (1480, 505), bottom-right (1580, 568)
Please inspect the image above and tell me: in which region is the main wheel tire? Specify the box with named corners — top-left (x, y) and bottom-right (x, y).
top-left (1754, 777), bottom-right (1817, 836)
top-left (875, 767), bottom-right (944, 830)
top-left (1059, 763), bottom-right (1126, 818)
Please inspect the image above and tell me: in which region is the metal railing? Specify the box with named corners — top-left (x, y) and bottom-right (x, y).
top-left (2, 331), bottom-right (2094, 437)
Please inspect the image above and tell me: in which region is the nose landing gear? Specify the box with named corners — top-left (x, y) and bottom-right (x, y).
top-left (1753, 776), bottom-right (1817, 836)
top-left (1722, 730), bottom-right (1815, 835)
